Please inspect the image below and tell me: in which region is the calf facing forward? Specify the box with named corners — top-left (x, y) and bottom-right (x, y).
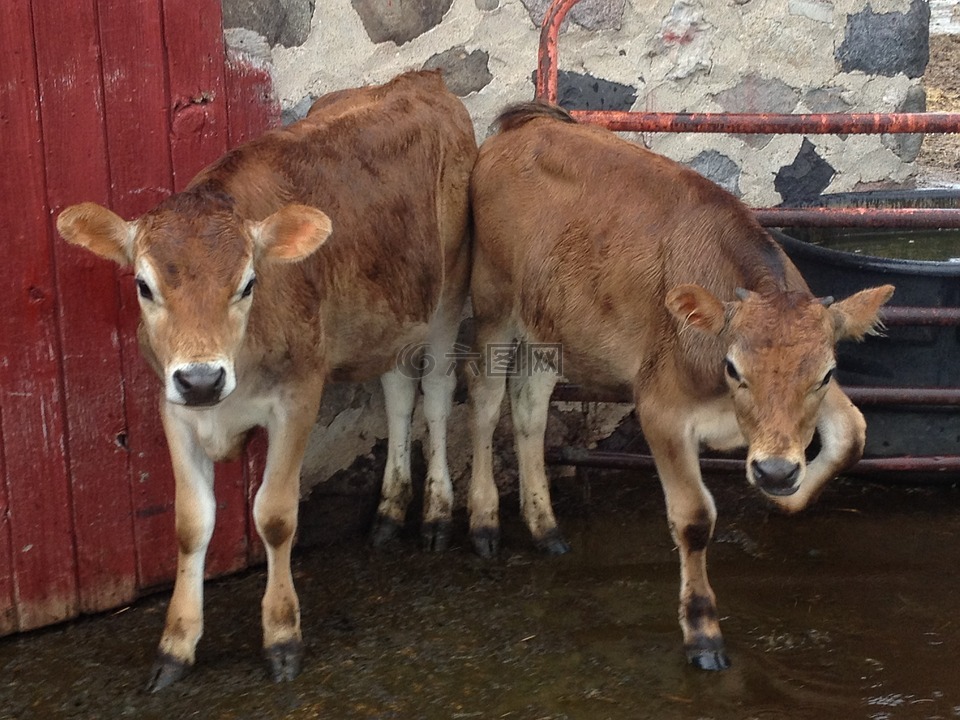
top-left (57, 71), bottom-right (477, 690)
top-left (468, 103), bottom-right (892, 670)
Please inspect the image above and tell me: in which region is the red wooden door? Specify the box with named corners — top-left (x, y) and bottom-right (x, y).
top-left (0, 0), bottom-right (278, 635)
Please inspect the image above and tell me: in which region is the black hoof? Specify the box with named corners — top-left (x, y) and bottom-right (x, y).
top-left (471, 527), bottom-right (500, 559)
top-left (145, 652), bottom-right (190, 693)
top-left (535, 529), bottom-right (571, 556)
top-left (685, 642), bottom-right (731, 671)
top-left (265, 639), bottom-right (303, 683)
top-left (369, 515), bottom-right (402, 547)
top-left (421, 521), bottom-right (451, 552)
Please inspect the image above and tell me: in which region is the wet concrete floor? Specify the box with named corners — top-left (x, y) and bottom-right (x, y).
top-left (2, 472), bottom-right (960, 720)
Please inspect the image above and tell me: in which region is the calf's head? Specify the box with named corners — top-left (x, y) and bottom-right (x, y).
top-left (666, 283), bottom-right (894, 497)
top-left (57, 197), bottom-right (332, 406)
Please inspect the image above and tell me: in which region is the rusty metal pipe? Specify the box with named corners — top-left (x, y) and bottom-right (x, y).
top-left (552, 383), bottom-right (960, 406)
top-left (545, 446), bottom-right (960, 475)
top-left (569, 110), bottom-right (960, 135)
top-left (755, 207), bottom-right (960, 228)
top-left (537, 1), bottom-right (960, 136)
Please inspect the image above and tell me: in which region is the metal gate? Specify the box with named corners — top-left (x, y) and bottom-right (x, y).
top-left (536, 0), bottom-right (960, 477)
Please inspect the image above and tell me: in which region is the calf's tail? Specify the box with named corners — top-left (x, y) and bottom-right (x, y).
top-left (496, 101), bottom-right (577, 132)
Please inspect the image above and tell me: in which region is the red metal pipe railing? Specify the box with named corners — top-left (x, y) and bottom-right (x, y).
top-left (536, 0), bottom-right (960, 476)
top-left (569, 110), bottom-right (960, 135)
top-left (754, 207), bottom-right (960, 228)
top-left (552, 383), bottom-right (960, 407)
top-left (536, 0), bottom-right (960, 137)
top-left (545, 447), bottom-right (960, 476)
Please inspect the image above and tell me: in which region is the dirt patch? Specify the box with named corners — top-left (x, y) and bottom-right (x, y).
top-left (916, 34), bottom-right (960, 185)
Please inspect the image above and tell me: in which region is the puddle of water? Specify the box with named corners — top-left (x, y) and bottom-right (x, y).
top-left (1, 476), bottom-right (960, 719)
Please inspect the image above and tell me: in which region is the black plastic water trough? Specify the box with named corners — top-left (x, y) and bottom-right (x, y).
top-left (773, 189), bottom-right (960, 463)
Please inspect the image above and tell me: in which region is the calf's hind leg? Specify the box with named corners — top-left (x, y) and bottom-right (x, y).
top-left (370, 366), bottom-right (418, 545)
top-left (509, 347), bottom-right (567, 554)
top-left (419, 299), bottom-right (464, 551)
top-left (467, 321), bottom-right (514, 558)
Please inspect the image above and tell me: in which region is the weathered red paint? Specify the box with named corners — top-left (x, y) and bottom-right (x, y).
top-left (0, 0), bottom-right (277, 634)
top-left (0, 0), bottom-right (80, 633)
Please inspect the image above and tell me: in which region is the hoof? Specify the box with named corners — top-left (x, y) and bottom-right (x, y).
top-left (421, 521), bottom-right (451, 552)
top-left (265, 639), bottom-right (303, 683)
top-left (685, 641), bottom-right (731, 671)
top-left (369, 515), bottom-right (402, 547)
top-left (145, 652), bottom-right (190, 693)
top-left (535, 529), bottom-right (571, 556)
top-left (471, 527), bottom-right (500, 559)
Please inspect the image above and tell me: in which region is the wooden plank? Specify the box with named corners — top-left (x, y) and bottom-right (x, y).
top-left (0, 405), bottom-right (15, 635)
top-left (0, 1), bottom-right (79, 631)
top-left (32, 0), bottom-right (138, 615)
top-left (94, 0), bottom-right (179, 593)
top-left (163, 0), bottom-right (231, 191)
top-left (162, 0), bottom-right (248, 578)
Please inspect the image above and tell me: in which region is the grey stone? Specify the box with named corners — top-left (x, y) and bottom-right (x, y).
top-left (521, 0), bottom-right (626, 31)
top-left (713, 74), bottom-right (799, 149)
top-left (882, 84), bottom-right (926, 162)
top-left (836, 0), bottom-right (929, 78)
top-left (222, 0), bottom-right (315, 48)
top-left (803, 86), bottom-right (853, 113)
top-left (351, 0), bottom-right (454, 46)
top-left (529, 70), bottom-right (637, 112)
top-left (282, 95), bottom-right (317, 125)
top-left (475, 0), bottom-right (499, 9)
top-left (775, 139), bottom-right (836, 205)
top-left (422, 47), bottom-right (493, 97)
top-left (687, 151), bottom-right (742, 197)
top-left (713, 74), bottom-right (800, 114)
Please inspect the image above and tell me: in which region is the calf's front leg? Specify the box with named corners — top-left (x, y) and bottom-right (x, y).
top-left (639, 402), bottom-right (730, 671)
top-left (256, 383), bottom-right (324, 682)
top-left (147, 404), bottom-right (217, 693)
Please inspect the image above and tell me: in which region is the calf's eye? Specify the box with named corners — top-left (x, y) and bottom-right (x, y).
top-left (135, 278), bottom-right (154, 302)
top-left (240, 277), bottom-right (256, 299)
top-left (724, 358), bottom-right (741, 383)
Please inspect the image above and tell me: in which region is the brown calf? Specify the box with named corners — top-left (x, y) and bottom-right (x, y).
top-left (468, 103), bottom-right (892, 670)
top-left (57, 71), bottom-right (477, 690)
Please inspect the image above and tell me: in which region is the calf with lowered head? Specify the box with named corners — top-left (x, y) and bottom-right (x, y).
top-left (467, 102), bottom-right (893, 670)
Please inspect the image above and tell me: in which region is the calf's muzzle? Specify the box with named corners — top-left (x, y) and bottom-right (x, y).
top-left (751, 457), bottom-right (801, 496)
top-left (172, 364), bottom-right (227, 406)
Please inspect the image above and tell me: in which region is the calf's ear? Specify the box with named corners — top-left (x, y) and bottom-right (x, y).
top-left (57, 203), bottom-right (136, 265)
top-left (251, 204), bottom-right (332, 262)
top-left (666, 284), bottom-right (727, 335)
top-left (830, 284), bottom-right (895, 341)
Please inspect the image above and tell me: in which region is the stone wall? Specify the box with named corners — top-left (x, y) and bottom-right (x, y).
top-left (221, 0), bottom-right (930, 517)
